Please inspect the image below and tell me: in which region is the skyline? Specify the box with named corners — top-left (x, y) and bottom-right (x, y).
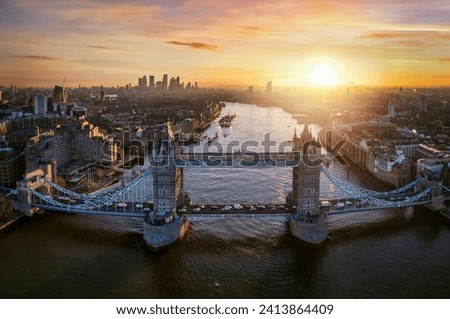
top-left (1, 0), bottom-right (450, 88)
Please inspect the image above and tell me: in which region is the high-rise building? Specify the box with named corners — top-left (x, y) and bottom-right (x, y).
top-left (0, 148), bottom-right (25, 188)
top-left (388, 101), bottom-right (396, 117)
top-left (169, 76), bottom-right (182, 91)
top-left (266, 81), bottom-right (272, 94)
top-left (149, 75), bottom-right (155, 89)
top-left (419, 95), bottom-right (427, 112)
top-left (34, 94), bottom-right (48, 116)
top-left (100, 86), bottom-right (105, 102)
top-left (142, 75), bottom-right (148, 89)
top-left (53, 85), bottom-right (67, 105)
top-left (162, 74), bottom-right (168, 91)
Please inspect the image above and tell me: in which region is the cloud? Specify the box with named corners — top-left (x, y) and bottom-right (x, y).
top-left (9, 54), bottom-right (61, 60)
top-left (165, 41), bottom-right (220, 51)
top-left (438, 58), bottom-right (450, 62)
top-left (360, 31), bottom-right (450, 41)
top-left (86, 45), bottom-right (134, 52)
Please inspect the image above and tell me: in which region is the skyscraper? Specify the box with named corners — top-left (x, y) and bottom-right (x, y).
top-left (162, 74), bottom-right (168, 91)
top-left (142, 75), bottom-right (148, 89)
top-left (34, 94), bottom-right (48, 116)
top-left (266, 81), bottom-right (272, 94)
top-left (53, 85), bottom-right (67, 104)
top-left (388, 101), bottom-right (396, 117)
top-left (149, 75), bottom-right (155, 89)
top-left (419, 95), bottom-right (427, 112)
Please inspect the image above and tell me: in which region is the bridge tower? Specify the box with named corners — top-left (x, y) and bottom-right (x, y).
top-left (416, 158), bottom-right (448, 210)
top-left (289, 124), bottom-right (328, 245)
top-left (15, 163), bottom-right (55, 217)
top-left (143, 122), bottom-right (190, 251)
top-left (151, 122), bottom-right (189, 212)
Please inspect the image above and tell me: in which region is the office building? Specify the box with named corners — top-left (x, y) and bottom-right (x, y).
top-left (149, 75), bottom-right (155, 89)
top-left (142, 76), bottom-right (147, 89)
top-left (0, 148), bottom-right (25, 188)
top-left (34, 94), bottom-right (48, 116)
top-left (419, 95), bottom-right (427, 112)
top-left (162, 74), bottom-right (168, 91)
top-left (266, 81), bottom-right (272, 94)
top-left (53, 85), bottom-right (67, 104)
top-left (25, 120), bottom-right (117, 172)
top-left (388, 101), bottom-right (396, 117)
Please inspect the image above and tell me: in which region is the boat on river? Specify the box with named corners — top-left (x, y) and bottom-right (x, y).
top-left (219, 113), bottom-right (236, 127)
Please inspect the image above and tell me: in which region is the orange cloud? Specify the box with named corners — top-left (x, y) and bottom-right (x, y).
top-left (85, 45), bottom-right (134, 52)
top-left (9, 55), bottom-right (62, 60)
top-left (361, 31), bottom-right (450, 41)
top-left (165, 41), bottom-right (220, 51)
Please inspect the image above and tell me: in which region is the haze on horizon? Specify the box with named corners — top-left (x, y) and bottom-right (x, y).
top-left (1, 0), bottom-right (450, 89)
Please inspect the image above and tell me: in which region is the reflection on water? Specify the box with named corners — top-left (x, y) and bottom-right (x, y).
top-left (1, 102), bottom-right (449, 298)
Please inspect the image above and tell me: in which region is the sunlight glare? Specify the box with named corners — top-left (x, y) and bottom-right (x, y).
top-left (310, 63), bottom-right (338, 87)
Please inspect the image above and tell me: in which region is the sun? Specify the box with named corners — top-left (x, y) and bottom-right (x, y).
top-left (309, 63), bottom-right (338, 87)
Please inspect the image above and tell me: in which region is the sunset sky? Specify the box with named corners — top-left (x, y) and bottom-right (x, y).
top-left (1, 0), bottom-right (450, 88)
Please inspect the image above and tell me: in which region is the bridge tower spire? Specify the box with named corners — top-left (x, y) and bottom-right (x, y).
top-left (289, 123), bottom-right (328, 245)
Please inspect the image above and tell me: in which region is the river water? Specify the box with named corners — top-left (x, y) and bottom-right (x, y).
top-left (1, 102), bottom-right (449, 298)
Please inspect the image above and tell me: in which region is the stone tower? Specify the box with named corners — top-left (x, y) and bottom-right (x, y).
top-left (143, 122), bottom-right (190, 251)
top-left (289, 124), bottom-right (328, 245)
top-left (151, 122), bottom-right (185, 213)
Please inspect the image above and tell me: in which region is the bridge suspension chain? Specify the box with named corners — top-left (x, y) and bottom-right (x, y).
top-left (46, 180), bottom-right (90, 200)
top-left (78, 168), bottom-right (152, 209)
top-left (320, 167), bottom-right (433, 209)
top-left (320, 167), bottom-right (418, 198)
top-left (30, 187), bottom-right (145, 217)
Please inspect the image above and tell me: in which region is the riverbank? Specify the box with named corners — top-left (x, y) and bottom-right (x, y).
top-left (0, 210), bottom-right (25, 233)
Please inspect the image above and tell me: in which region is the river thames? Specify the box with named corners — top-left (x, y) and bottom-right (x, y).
top-left (1, 102), bottom-right (449, 298)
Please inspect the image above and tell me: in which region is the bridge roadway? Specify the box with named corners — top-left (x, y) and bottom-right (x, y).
top-left (31, 192), bottom-right (432, 218)
top-left (173, 152), bottom-right (307, 167)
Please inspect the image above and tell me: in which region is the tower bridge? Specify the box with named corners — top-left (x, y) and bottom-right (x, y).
top-left (14, 122), bottom-right (450, 251)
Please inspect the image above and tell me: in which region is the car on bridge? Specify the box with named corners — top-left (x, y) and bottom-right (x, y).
top-left (320, 200), bottom-right (331, 208)
top-left (335, 203), bottom-right (345, 209)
